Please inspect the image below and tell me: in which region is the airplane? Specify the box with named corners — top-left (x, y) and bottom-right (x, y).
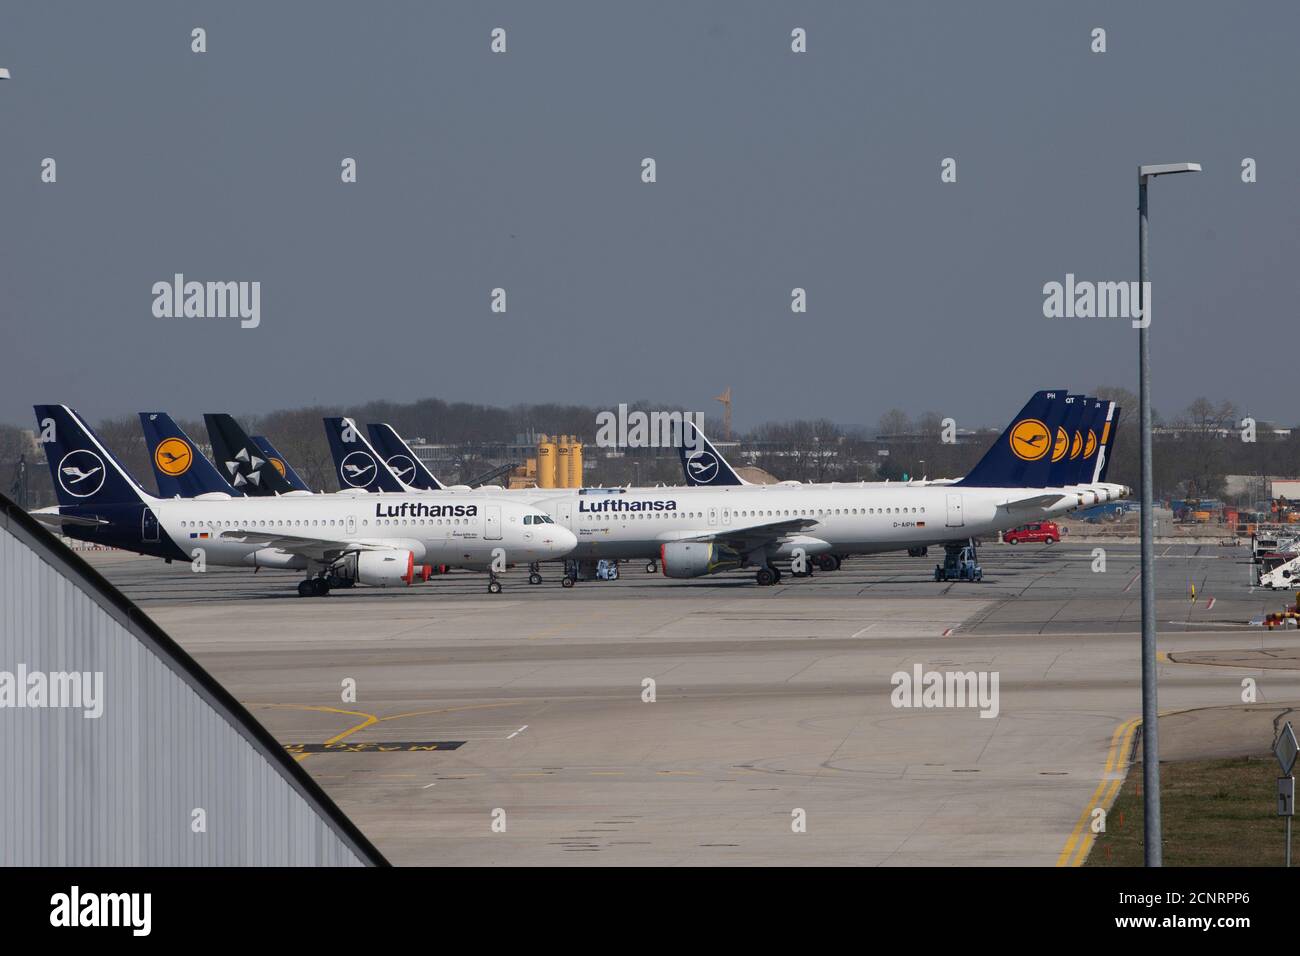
top-left (204, 413), bottom-right (303, 496)
top-left (140, 412), bottom-right (245, 499)
top-left (323, 391), bottom-right (1127, 586)
top-left (30, 405), bottom-right (577, 596)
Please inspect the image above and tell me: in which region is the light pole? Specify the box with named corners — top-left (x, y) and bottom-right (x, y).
top-left (1137, 162), bottom-right (1200, 867)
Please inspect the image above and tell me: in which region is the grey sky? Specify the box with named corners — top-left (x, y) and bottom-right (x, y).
top-left (1, 2), bottom-right (1296, 431)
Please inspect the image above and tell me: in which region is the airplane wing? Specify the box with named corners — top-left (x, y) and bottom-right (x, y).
top-left (670, 516), bottom-right (821, 551)
top-left (217, 528), bottom-right (393, 563)
top-left (28, 510), bottom-right (110, 528)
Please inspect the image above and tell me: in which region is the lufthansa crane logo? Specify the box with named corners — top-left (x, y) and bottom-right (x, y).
top-left (1069, 430), bottom-right (1083, 459)
top-left (686, 450), bottom-right (720, 483)
top-left (1009, 419), bottom-right (1051, 461)
top-left (1084, 430), bottom-right (1097, 459)
top-left (154, 437), bottom-right (193, 476)
top-left (269, 457), bottom-right (287, 478)
top-left (386, 454), bottom-right (417, 484)
top-left (57, 449), bottom-right (106, 498)
top-left (340, 451), bottom-right (377, 488)
top-left (1050, 426), bottom-right (1069, 463)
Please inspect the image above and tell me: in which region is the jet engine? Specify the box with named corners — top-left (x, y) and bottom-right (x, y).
top-left (356, 549), bottom-right (415, 587)
top-left (659, 541), bottom-right (742, 579)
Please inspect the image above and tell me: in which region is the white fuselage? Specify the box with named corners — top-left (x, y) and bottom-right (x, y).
top-left (511, 482), bottom-right (1128, 561)
top-left (147, 493), bottom-right (574, 570)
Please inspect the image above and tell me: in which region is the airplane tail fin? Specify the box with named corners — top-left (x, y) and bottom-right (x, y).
top-left (678, 421), bottom-right (748, 487)
top-left (323, 417), bottom-right (408, 493)
top-left (139, 412), bottom-right (243, 498)
top-left (250, 436), bottom-right (311, 492)
top-left (1074, 400), bottom-right (1109, 484)
top-left (366, 423), bottom-right (446, 491)
top-left (203, 413), bottom-right (296, 496)
top-left (33, 405), bottom-right (152, 508)
top-left (1097, 405), bottom-right (1122, 483)
top-left (955, 390), bottom-right (1068, 488)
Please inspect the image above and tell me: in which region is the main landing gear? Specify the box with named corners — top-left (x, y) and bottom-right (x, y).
top-left (297, 576), bottom-right (331, 597)
top-left (756, 565), bottom-right (784, 586)
top-left (488, 573), bottom-right (503, 594)
top-left (645, 560), bottom-right (658, 574)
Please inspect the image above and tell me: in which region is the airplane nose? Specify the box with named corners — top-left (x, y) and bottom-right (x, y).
top-left (550, 527), bottom-right (577, 555)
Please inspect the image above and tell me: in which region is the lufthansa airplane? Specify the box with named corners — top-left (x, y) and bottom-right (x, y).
top-left (31, 405), bottom-right (576, 596)
top-left (526, 390), bottom-right (1128, 585)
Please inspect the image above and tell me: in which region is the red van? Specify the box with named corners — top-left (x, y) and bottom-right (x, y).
top-left (1003, 521), bottom-right (1060, 545)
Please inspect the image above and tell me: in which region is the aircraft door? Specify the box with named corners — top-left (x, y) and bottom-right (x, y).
top-left (142, 508), bottom-right (160, 543)
top-left (708, 506), bottom-right (718, 527)
top-left (557, 501), bottom-right (573, 529)
top-left (945, 494), bottom-right (964, 528)
top-left (485, 505), bottom-right (502, 540)
top-left (346, 513), bottom-right (356, 535)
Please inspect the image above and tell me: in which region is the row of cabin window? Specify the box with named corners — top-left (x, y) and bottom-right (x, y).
top-left (178, 517), bottom-right (472, 528)
top-left (580, 505), bottom-right (925, 521)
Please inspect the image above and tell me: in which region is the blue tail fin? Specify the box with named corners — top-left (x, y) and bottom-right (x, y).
top-left (1045, 395), bottom-right (1089, 487)
top-left (204, 413), bottom-right (297, 496)
top-left (956, 390), bottom-right (1068, 488)
top-left (678, 421), bottom-right (747, 487)
top-left (366, 423), bottom-right (446, 491)
top-left (33, 405), bottom-right (152, 507)
top-left (323, 417), bottom-right (408, 492)
top-left (139, 412), bottom-right (244, 499)
top-left (250, 436), bottom-right (311, 492)
top-left (1097, 404), bottom-right (1121, 483)
top-left (1073, 400), bottom-right (1108, 484)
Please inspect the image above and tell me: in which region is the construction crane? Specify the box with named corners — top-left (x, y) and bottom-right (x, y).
top-left (714, 387), bottom-right (732, 440)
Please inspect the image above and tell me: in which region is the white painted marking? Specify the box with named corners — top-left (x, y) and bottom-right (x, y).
top-left (507, 724), bottom-right (529, 739)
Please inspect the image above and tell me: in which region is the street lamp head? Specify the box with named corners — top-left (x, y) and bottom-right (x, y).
top-left (1139, 162), bottom-right (1202, 182)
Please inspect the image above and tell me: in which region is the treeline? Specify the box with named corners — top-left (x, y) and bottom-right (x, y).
top-left (1, 389), bottom-right (1289, 508)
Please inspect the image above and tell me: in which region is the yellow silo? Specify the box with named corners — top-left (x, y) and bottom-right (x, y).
top-left (537, 434), bottom-right (557, 488)
top-left (556, 435), bottom-right (572, 489)
top-left (572, 440), bottom-right (585, 487)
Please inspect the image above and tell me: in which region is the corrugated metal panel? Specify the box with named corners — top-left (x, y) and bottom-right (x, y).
top-left (0, 498), bottom-right (385, 865)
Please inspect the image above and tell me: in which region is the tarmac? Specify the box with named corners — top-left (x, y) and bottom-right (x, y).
top-left (89, 540), bottom-right (1300, 865)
